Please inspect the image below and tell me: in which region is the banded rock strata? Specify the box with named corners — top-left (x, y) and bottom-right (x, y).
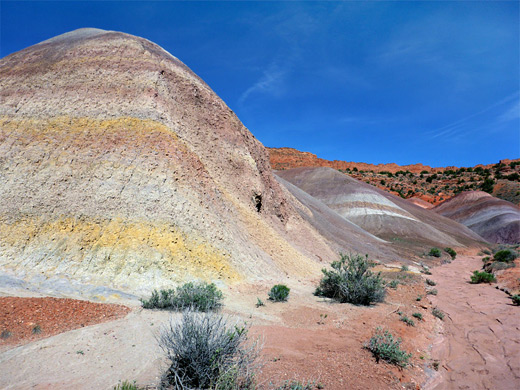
top-left (0, 28), bottom-right (336, 296)
top-left (433, 191), bottom-right (520, 244)
top-left (276, 167), bottom-right (485, 254)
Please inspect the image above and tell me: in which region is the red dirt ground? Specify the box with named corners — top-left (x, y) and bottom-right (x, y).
top-left (3, 256), bottom-right (517, 389)
top-left (0, 297), bottom-right (130, 350)
top-left (252, 273), bottom-right (436, 390)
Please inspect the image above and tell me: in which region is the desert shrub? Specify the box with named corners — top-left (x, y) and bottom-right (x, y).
top-left (429, 248), bottom-right (441, 258)
top-left (484, 261), bottom-right (515, 273)
top-left (425, 278), bottom-right (436, 286)
top-left (315, 253), bottom-right (386, 305)
top-left (32, 325), bottom-right (42, 334)
top-left (470, 271), bottom-right (496, 284)
top-left (141, 281), bottom-right (223, 312)
top-left (412, 312), bottom-right (423, 321)
top-left (113, 380), bottom-right (141, 390)
top-left (493, 249), bottom-right (518, 263)
top-left (158, 309), bottom-right (260, 390)
top-left (400, 316), bottom-right (415, 327)
top-left (400, 265), bottom-right (409, 272)
top-left (426, 289), bottom-right (438, 296)
top-left (432, 307), bottom-right (445, 320)
top-left (480, 177), bottom-right (495, 193)
top-left (416, 295), bottom-right (422, 301)
top-left (389, 280), bottom-right (399, 289)
top-left (444, 248), bottom-right (457, 259)
top-left (1, 330), bottom-right (11, 339)
top-left (268, 284), bottom-right (290, 302)
top-left (365, 327), bottom-right (412, 367)
top-left (255, 298), bottom-right (265, 308)
top-left (511, 295), bottom-right (520, 306)
top-left (482, 249), bottom-right (492, 255)
top-left (482, 256), bottom-right (490, 262)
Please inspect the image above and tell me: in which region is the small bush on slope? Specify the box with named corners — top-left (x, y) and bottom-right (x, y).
top-left (444, 247), bottom-right (457, 260)
top-left (141, 281), bottom-right (223, 311)
top-left (158, 309), bottom-right (260, 390)
top-left (400, 316), bottom-right (415, 327)
top-left (511, 295), bottom-right (520, 306)
top-left (412, 312), bottom-right (423, 321)
top-left (428, 248), bottom-right (441, 258)
top-left (484, 261), bottom-right (515, 273)
top-left (470, 271), bottom-right (496, 284)
top-left (268, 284), bottom-right (290, 302)
top-left (493, 249), bottom-right (518, 263)
top-left (389, 280), bottom-right (399, 289)
top-left (432, 307), bottom-right (445, 320)
top-left (113, 380), bottom-right (141, 390)
top-left (315, 253), bottom-right (386, 305)
top-left (364, 327), bottom-right (412, 367)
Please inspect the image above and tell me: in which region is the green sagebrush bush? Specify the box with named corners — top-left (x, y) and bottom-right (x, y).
top-left (141, 281), bottom-right (223, 312)
top-left (470, 271), bottom-right (496, 284)
top-left (268, 284), bottom-right (290, 302)
top-left (432, 307), bottom-right (445, 320)
top-left (428, 248), bottom-right (441, 258)
top-left (412, 312), bottom-right (423, 321)
top-left (493, 249), bottom-right (518, 263)
top-left (365, 327), bottom-right (412, 367)
top-left (315, 253), bottom-right (386, 306)
top-left (113, 380), bottom-right (141, 390)
top-left (158, 309), bottom-right (260, 390)
top-left (484, 261), bottom-right (515, 273)
top-left (400, 316), bottom-right (415, 327)
top-left (444, 247), bottom-right (457, 260)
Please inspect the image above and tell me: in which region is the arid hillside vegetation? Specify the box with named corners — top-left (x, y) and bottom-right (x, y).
top-left (269, 147), bottom-right (520, 205)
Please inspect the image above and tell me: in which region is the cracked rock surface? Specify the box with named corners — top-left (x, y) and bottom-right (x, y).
top-left (427, 255), bottom-right (520, 390)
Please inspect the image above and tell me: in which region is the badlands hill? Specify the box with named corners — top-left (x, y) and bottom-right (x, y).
top-left (433, 191), bottom-right (520, 244)
top-left (0, 28), bottom-right (494, 301)
top-left (276, 167), bottom-right (485, 255)
top-left (0, 28), bottom-right (344, 297)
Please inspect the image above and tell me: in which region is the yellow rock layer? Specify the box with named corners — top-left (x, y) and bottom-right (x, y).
top-left (0, 216), bottom-right (241, 284)
top-left (0, 116), bottom-right (178, 141)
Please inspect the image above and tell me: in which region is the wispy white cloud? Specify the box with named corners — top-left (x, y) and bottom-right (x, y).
top-left (499, 100), bottom-right (520, 122)
top-left (338, 115), bottom-right (391, 126)
top-left (427, 92), bottom-right (519, 140)
top-left (238, 62), bottom-right (288, 104)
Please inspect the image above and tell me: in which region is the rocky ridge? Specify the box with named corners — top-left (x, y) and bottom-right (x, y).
top-left (269, 147), bottom-right (520, 205)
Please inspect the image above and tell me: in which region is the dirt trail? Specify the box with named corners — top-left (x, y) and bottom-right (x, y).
top-left (427, 255), bottom-right (520, 390)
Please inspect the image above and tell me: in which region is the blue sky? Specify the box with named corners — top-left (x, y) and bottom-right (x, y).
top-left (1, 1), bottom-right (519, 167)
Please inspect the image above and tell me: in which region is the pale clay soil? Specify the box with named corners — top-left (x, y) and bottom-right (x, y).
top-left (0, 254), bottom-right (518, 390)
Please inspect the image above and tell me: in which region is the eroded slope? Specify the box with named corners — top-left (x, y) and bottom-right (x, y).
top-left (0, 29), bottom-right (335, 296)
top-left (433, 191), bottom-right (520, 244)
top-left (276, 167), bottom-right (485, 256)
